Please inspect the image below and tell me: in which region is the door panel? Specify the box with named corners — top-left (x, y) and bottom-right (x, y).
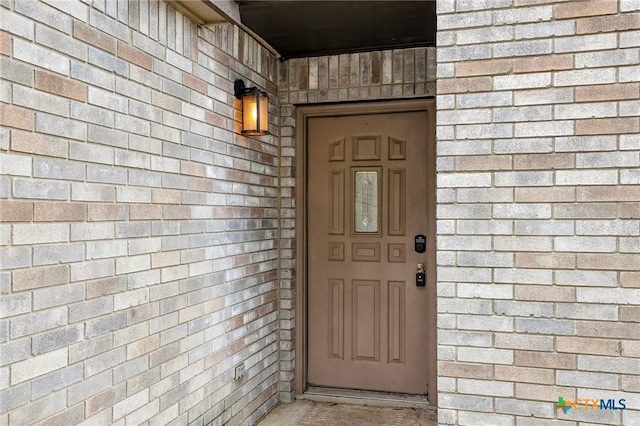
top-left (307, 111), bottom-right (431, 394)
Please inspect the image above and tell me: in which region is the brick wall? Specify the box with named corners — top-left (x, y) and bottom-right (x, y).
top-left (0, 1), bottom-right (280, 424)
top-left (436, 1), bottom-right (639, 425)
top-left (277, 48), bottom-right (437, 400)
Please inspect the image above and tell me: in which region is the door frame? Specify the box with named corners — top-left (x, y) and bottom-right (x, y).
top-left (294, 99), bottom-right (437, 405)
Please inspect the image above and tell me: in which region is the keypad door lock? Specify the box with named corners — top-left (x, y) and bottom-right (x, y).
top-left (416, 263), bottom-right (426, 287)
top-left (415, 234), bottom-right (426, 253)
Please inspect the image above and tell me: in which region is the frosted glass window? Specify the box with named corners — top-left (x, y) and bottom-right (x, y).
top-left (354, 171), bottom-right (379, 233)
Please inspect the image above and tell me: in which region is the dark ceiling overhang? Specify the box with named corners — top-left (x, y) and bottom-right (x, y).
top-left (237, 1), bottom-right (436, 60)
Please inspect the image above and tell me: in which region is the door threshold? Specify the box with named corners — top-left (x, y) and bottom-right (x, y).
top-left (298, 386), bottom-right (432, 409)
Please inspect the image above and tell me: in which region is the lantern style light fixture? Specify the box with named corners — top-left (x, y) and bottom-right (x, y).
top-left (234, 79), bottom-right (269, 136)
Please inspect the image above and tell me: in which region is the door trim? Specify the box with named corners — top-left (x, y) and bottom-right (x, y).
top-left (294, 99), bottom-right (437, 404)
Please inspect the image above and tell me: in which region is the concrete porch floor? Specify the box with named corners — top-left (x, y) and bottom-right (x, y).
top-left (256, 400), bottom-right (438, 426)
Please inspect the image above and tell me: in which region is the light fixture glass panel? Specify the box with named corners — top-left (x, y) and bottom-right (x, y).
top-left (354, 170), bottom-right (379, 233)
top-left (241, 91), bottom-right (269, 136)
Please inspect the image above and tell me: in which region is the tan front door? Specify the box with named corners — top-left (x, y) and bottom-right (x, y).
top-left (307, 108), bottom-right (434, 395)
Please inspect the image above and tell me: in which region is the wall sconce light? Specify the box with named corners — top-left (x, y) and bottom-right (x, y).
top-left (234, 79), bottom-right (269, 136)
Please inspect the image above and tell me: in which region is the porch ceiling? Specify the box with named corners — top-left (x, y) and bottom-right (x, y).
top-left (236, 1), bottom-right (437, 60)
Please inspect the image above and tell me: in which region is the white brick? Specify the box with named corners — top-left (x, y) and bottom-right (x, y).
top-left (459, 411), bottom-right (514, 426)
top-left (555, 34), bottom-right (617, 53)
top-left (494, 171), bottom-right (553, 187)
top-left (458, 347), bottom-right (513, 365)
top-left (494, 106), bottom-right (552, 122)
top-left (459, 315), bottom-right (514, 332)
top-left (71, 61), bottom-right (115, 91)
top-left (438, 109), bottom-right (492, 125)
top-left (493, 204), bottom-right (551, 219)
top-left (439, 299), bottom-right (492, 315)
top-left (0, 8), bottom-right (34, 40)
top-left (11, 348), bottom-right (68, 385)
top-left (457, 123), bottom-right (513, 139)
top-left (33, 283), bottom-right (84, 310)
top-left (71, 223), bottom-right (114, 241)
top-left (458, 188), bottom-right (513, 203)
top-left (555, 236), bottom-right (616, 253)
top-left (71, 183), bottom-right (115, 202)
top-left (42, 0), bottom-right (88, 20)
top-left (554, 69), bottom-right (616, 86)
top-left (457, 220), bottom-right (512, 235)
top-left (555, 136), bottom-right (617, 153)
top-left (114, 288), bottom-right (149, 311)
top-left (0, 154), bottom-right (32, 176)
top-left (458, 379), bottom-right (514, 397)
top-left (14, 85), bottom-right (70, 117)
top-left (438, 140), bottom-right (492, 156)
top-left (438, 10), bottom-right (492, 30)
top-left (116, 254), bottom-right (151, 275)
top-left (621, 99), bottom-right (640, 117)
top-left (438, 173), bottom-right (492, 187)
top-left (578, 355), bottom-right (640, 374)
top-left (555, 102), bottom-right (617, 120)
top-left (621, 134), bottom-right (640, 150)
top-left (13, 38), bottom-right (69, 75)
top-left (13, 223), bottom-right (69, 245)
top-left (494, 138), bottom-right (553, 154)
top-left (116, 187), bottom-right (152, 203)
top-left (576, 220), bottom-right (640, 236)
top-left (496, 300), bottom-right (553, 317)
top-left (15, 0), bottom-right (71, 33)
top-left (621, 30), bottom-right (640, 47)
top-left (514, 121), bottom-right (573, 137)
top-left (576, 152), bottom-right (639, 168)
top-left (495, 399), bottom-right (553, 418)
top-left (556, 303), bottom-right (618, 321)
top-left (556, 270), bottom-right (617, 287)
top-left (494, 73), bottom-right (550, 90)
top-left (70, 259), bottom-right (114, 282)
top-left (36, 113), bottom-right (87, 141)
top-left (514, 220), bottom-right (573, 236)
top-left (493, 6), bottom-right (552, 25)
top-left (458, 252), bottom-right (513, 267)
top-left (494, 268), bottom-right (552, 285)
top-left (88, 86), bottom-right (128, 113)
top-left (621, 169), bottom-right (640, 184)
top-left (456, 26), bottom-right (513, 45)
top-left (458, 283), bottom-right (513, 300)
top-left (514, 88), bottom-right (573, 106)
top-left (438, 330), bottom-right (492, 347)
top-left (493, 40), bottom-right (552, 58)
top-left (439, 267), bottom-right (492, 283)
top-left (619, 65), bottom-right (640, 83)
top-left (516, 318), bottom-right (574, 335)
top-left (36, 24), bottom-right (87, 61)
top-left (86, 240), bottom-right (128, 259)
top-left (577, 288), bottom-right (639, 305)
top-left (457, 91), bottom-right (512, 108)
top-left (575, 49), bottom-right (639, 69)
top-left (515, 21), bottom-right (574, 40)
top-left (556, 170), bottom-right (618, 186)
top-left (455, 0), bottom-right (512, 12)
top-left (557, 371), bottom-right (619, 390)
top-left (438, 235), bottom-right (492, 250)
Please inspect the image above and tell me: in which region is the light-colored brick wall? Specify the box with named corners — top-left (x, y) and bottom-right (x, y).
top-left (277, 48), bottom-right (436, 400)
top-left (437, 1), bottom-right (639, 425)
top-left (0, 1), bottom-right (279, 424)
